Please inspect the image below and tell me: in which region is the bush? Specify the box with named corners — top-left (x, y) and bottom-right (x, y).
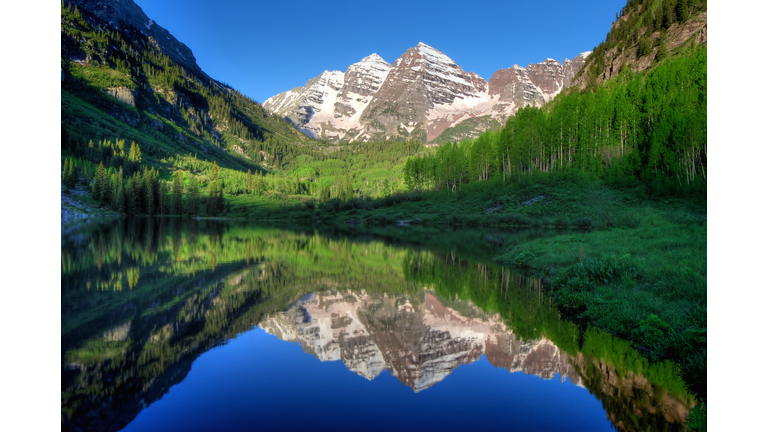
top-left (464, 214), bottom-right (482, 227)
top-left (612, 210), bottom-right (641, 228)
top-left (665, 209), bottom-right (704, 225)
top-left (686, 402), bottom-right (706, 432)
top-left (554, 215), bottom-right (570, 228)
top-left (510, 251), bottom-right (536, 268)
top-left (553, 258), bottom-right (639, 291)
top-left (573, 217), bottom-right (594, 229)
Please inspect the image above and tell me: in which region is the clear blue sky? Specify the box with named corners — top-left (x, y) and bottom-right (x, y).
top-left (135, 0), bottom-right (626, 103)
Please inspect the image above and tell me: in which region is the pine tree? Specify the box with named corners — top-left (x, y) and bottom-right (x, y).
top-left (114, 169), bottom-right (125, 213)
top-left (93, 162), bottom-right (107, 203)
top-left (144, 169), bottom-right (154, 215)
top-left (158, 182), bottom-right (170, 215)
top-left (207, 162), bottom-right (220, 216)
top-left (128, 177), bottom-right (141, 215)
top-left (187, 177), bottom-right (199, 214)
top-left (62, 160), bottom-right (72, 188)
top-left (128, 141), bottom-right (142, 173)
top-left (676, 0), bottom-right (689, 22)
top-left (68, 160), bottom-right (78, 186)
top-left (172, 170), bottom-right (184, 215)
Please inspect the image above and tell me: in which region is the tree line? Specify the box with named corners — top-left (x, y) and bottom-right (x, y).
top-left (404, 47), bottom-right (706, 197)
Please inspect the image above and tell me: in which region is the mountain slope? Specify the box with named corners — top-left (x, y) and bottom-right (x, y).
top-left (61, 0), bottom-right (313, 174)
top-left (572, 0), bottom-right (707, 90)
top-left (264, 43), bottom-right (590, 143)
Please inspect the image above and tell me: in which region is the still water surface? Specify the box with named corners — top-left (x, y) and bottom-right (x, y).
top-left (61, 219), bottom-right (695, 431)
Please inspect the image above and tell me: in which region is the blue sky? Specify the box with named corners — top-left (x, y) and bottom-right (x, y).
top-left (134, 0), bottom-right (627, 103)
top-left (135, 0), bottom-right (627, 103)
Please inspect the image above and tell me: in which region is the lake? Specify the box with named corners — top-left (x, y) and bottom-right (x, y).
top-left (61, 219), bottom-right (695, 431)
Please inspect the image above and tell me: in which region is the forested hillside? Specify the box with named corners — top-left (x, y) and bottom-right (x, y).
top-left (61, 3), bottom-right (311, 168)
top-left (575, 0), bottom-right (707, 90)
top-left (403, 46), bottom-right (706, 197)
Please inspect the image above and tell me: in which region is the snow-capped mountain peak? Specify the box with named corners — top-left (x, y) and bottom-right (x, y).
top-left (263, 44), bottom-right (590, 143)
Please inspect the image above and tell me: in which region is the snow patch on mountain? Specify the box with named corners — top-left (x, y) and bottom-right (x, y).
top-left (263, 44), bottom-right (591, 142)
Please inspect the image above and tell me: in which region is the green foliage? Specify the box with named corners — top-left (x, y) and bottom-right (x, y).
top-left (577, 0), bottom-right (707, 85)
top-left (392, 49), bottom-right (707, 204)
top-left (572, 217), bottom-right (594, 229)
top-left (686, 402), bottom-right (706, 431)
top-left (638, 35), bottom-right (653, 57)
top-left (509, 250), bottom-right (536, 267)
top-left (171, 170), bottom-right (184, 215)
top-left (554, 257), bottom-right (639, 288)
top-left (495, 206), bottom-right (706, 398)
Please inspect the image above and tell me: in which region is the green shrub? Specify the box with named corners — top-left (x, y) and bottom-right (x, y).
top-left (554, 215), bottom-right (570, 228)
top-left (612, 210), bottom-right (641, 228)
top-left (510, 251), bottom-right (536, 268)
top-left (573, 216), bottom-right (594, 229)
top-left (553, 258), bottom-right (639, 290)
top-left (686, 402), bottom-right (706, 432)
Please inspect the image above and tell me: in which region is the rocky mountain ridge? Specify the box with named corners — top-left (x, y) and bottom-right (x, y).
top-left (264, 43), bottom-right (590, 143)
top-left (72, 0), bottom-right (207, 79)
top-left (259, 289), bottom-right (582, 391)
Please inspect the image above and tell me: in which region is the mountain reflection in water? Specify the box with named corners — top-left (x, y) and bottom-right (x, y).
top-left (61, 219), bottom-right (695, 432)
top-left (261, 290), bottom-right (581, 392)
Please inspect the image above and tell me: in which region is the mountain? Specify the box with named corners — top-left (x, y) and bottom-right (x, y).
top-left (264, 43), bottom-right (590, 143)
top-left (260, 289), bottom-right (583, 391)
top-left (61, 0), bottom-right (312, 175)
top-left (71, 0), bottom-right (206, 79)
top-left (572, 0), bottom-right (707, 90)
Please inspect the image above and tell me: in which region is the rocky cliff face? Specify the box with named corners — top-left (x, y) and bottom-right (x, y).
top-left (74, 0), bottom-right (207, 78)
top-left (259, 289), bottom-right (581, 392)
top-left (571, 11), bottom-right (707, 90)
top-left (264, 43), bottom-right (590, 143)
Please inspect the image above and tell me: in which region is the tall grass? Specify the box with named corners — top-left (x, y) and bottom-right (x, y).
top-left (494, 207), bottom-right (707, 399)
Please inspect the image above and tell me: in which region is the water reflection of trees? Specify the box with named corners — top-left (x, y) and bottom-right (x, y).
top-left (401, 249), bottom-right (695, 430)
top-left (61, 220), bottom-right (694, 432)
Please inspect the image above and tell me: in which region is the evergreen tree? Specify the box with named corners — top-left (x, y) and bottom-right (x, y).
top-left (144, 169), bottom-right (154, 215)
top-left (62, 160), bottom-right (74, 189)
top-left (68, 160), bottom-right (78, 186)
top-left (128, 141), bottom-right (142, 173)
top-left (172, 170), bottom-right (184, 215)
top-left (158, 182), bottom-right (170, 215)
top-left (128, 177), bottom-right (141, 215)
top-left (187, 177), bottom-right (200, 214)
top-left (207, 161), bottom-right (220, 216)
top-left (113, 169), bottom-right (125, 213)
top-left (93, 162), bottom-right (107, 203)
top-left (676, 0), bottom-right (689, 22)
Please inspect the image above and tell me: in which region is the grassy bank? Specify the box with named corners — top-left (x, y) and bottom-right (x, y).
top-left (494, 205), bottom-right (707, 427)
top-left (245, 172), bottom-right (705, 229)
